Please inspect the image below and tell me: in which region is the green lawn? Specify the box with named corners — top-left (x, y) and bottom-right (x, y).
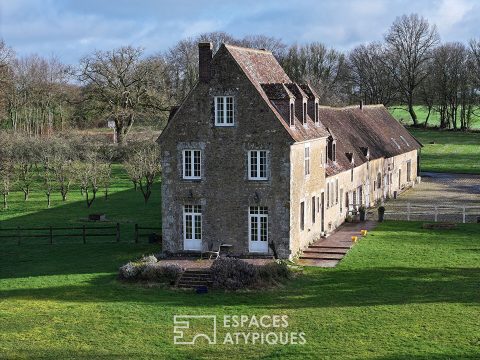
top-left (408, 129), bottom-right (480, 174)
top-left (0, 165), bottom-right (161, 244)
top-left (389, 106), bottom-right (480, 130)
top-left (0, 221), bottom-right (479, 359)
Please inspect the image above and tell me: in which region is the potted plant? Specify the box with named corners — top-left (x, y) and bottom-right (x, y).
top-left (359, 206), bottom-right (366, 221)
top-left (378, 206), bottom-right (385, 222)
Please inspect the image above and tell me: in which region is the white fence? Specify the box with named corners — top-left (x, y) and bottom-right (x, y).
top-left (384, 203), bottom-right (480, 223)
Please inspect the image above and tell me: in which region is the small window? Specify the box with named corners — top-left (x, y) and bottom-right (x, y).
top-left (302, 102), bottom-right (307, 125)
top-left (407, 161), bottom-right (412, 181)
top-left (340, 189), bottom-right (344, 212)
top-left (312, 196), bottom-right (316, 224)
top-left (304, 144), bottom-right (310, 177)
top-left (215, 96), bottom-right (234, 126)
top-left (248, 150), bottom-right (268, 180)
top-left (315, 102), bottom-right (319, 124)
top-left (332, 142), bottom-right (336, 162)
top-left (300, 201), bottom-right (305, 231)
top-left (289, 102), bottom-right (294, 126)
top-left (326, 183), bottom-right (330, 208)
top-left (183, 150), bottom-right (201, 180)
top-left (377, 173), bottom-right (382, 188)
top-left (335, 179), bottom-right (339, 204)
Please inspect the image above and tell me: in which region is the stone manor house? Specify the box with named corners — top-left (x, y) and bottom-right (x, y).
top-left (158, 42), bottom-right (421, 259)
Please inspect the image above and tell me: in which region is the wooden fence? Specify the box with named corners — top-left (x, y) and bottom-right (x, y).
top-left (0, 224), bottom-right (162, 245)
top-left (384, 203), bottom-right (480, 223)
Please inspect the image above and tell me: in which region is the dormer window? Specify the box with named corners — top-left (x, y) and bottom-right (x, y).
top-left (289, 102), bottom-right (294, 127)
top-left (302, 101), bottom-right (307, 125)
top-left (315, 102), bottom-right (319, 125)
top-left (327, 138), bottom-right (336, 162)
top-left (214, 96), bottom-right (234, 126)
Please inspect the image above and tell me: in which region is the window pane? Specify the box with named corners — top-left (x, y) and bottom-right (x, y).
top-left (250, 151), bottom-right (257, 178)
top-left (185, 214), bottom-right (192, 240)
top-left (226, 97), bottom-right (234, 124)
top-left (250, 216), bottom-right (258, 241)
top-left (216, 97), bottom-right (224, 124)
top-left (193, 150), bottom-right (201, 177)
top-left (184, 151), bottom-right (192, 177)
top-left (259, 151), bottom-right (267, 178)
top-left (260, 216), bottom-right (268, 242)
top-left (195, 214), bottom-right (202, 240)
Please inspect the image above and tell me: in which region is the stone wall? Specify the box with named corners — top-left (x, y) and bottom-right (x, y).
top-left (160, 46), bottom-right (293, 258)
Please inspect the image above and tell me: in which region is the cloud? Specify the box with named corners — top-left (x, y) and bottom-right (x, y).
top-left (432, 0), bottom-right (474, 32)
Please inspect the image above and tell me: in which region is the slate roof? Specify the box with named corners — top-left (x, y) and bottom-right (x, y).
top-left (224, 44), bottom-right (421, 177)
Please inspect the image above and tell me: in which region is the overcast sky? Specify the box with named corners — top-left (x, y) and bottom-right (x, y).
top-left (0, 0), bottom-right (478, 64)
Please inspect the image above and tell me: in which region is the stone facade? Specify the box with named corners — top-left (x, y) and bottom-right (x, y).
top-left (158, 43), bottom-right (421, 259)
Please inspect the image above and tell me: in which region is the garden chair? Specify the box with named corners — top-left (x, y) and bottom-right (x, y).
top-left (201, 243), bottom-right (232, 260)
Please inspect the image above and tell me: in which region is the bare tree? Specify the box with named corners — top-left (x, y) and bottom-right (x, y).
top-left (348, 42), bottom-right (397, 106)
top-left (124, 145), bottom-right (161, 203)
top-left (383, 14), bottom-right (440, 125)
top-left (14, 136), bottom-right (39, 200)
top-left (0, 133), bottom-right (13, 209)
top-left (281, 43), bottom-right (350, 105)
top-left (79, 46), bottom-right (169, 144)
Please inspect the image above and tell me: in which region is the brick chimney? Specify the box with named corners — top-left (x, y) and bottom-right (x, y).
top-left (198, 42), bottom-right (213, 83)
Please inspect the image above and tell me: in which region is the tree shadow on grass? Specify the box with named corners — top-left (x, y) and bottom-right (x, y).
top-left (1, 266), bottom-right (478, 309)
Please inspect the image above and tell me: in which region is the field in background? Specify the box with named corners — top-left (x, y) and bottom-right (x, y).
top-left (0, 221), bottom-right (478, 359)
top-left (0, 165), bottom-right (161, 244)
top-left (408, 129), bottom-right (480, 174)
top-left (389, 105), bottom-right (480, 129)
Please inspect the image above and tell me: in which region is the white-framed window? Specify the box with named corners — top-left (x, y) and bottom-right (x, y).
top-left (248, 150), bottom-right (268, 180)
top-left (249, 207), bottom-right (268, 250)
top-left (304, 144), bottom-right (310, 176)
top-left (183, 150), bottom-right (201, 179)
top-left (289, 101), bottom-right (295, 126)
top-left (183, 205), bottom-right (202, 242)
top-left (214, 96), bottom-right (234, 126)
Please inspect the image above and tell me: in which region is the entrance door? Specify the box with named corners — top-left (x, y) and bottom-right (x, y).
top-left (249, 206), bottom-right (268, 253)
top-left (183, 205), bottom-right (202, 251)
top-left (320, 192), bottom-right (325, 233)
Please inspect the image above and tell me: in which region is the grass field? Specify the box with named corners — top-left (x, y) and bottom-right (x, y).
top-left (408, 129), bottom-right (480, 174)
top-left (389, 106), bottom-right (480, 130)
top-left (0, 221), bottom-right (479, 359)
top-left (0, 165), bottom-right (161, 244)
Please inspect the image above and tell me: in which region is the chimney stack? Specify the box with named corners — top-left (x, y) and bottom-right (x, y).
top-left (198, 42), bottom-right (213, 83)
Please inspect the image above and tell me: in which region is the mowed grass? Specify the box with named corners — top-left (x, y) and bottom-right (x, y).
top-left (389, 106), bottom-right (480, 129)
top-left (408, 129), bottom-right (480, 174)
top-left (0, 221), bottom-right (479, 359)
top-left (0, 165), bottom-right (161, 244)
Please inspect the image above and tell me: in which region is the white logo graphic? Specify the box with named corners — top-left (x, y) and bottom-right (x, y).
top-left (173, 315), bottom-right (217, 345)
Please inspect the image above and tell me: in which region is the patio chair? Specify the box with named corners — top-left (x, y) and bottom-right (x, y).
top-left (201, 243), bottom-right (232, 260)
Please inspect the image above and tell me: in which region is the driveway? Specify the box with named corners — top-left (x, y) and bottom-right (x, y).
top-left (384, 172), bottom-right (480, 223)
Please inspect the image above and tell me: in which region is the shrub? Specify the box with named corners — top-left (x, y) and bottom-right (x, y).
top-left (119, 261), bottom-right (144, 280)
top-left (138, 254), bottom-right (158, 264)
top-left (257, 261), bottom-right (292, 284)
top-left (140, 263), bottom-right (164, 281)
top-left (211, 258), bottom-right (258, 290)
top-left (161, 264), bottom-right (185, 283)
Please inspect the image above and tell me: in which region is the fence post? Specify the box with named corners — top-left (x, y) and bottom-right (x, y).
top-left (434, 206), bottom-right (438, 222)
top-left (463, 207), bottom-right (466, 223)
top-left (134, 224), bottom-right (139, 244)
top-left (407, 203), bottom-right (410, 221)
top-left (116, 223), bottom-right (120, 243)
top-left (49, 226), bottom-right (53, 245)
top-left (17, 226), bottom-right (21, 245)
top-left (82, 225), bottom-right (86, 244)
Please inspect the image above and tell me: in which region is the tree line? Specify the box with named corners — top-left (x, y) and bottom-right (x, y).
top-left (1, 13), bottom-right (480, 141)
top-left (0, 133), bottom-right (160, 210)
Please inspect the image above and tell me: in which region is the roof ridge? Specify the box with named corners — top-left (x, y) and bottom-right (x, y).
top-left (318, 104), bottom-right (385, 110)
top-left (224, 43), bottom-right (272, 54)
